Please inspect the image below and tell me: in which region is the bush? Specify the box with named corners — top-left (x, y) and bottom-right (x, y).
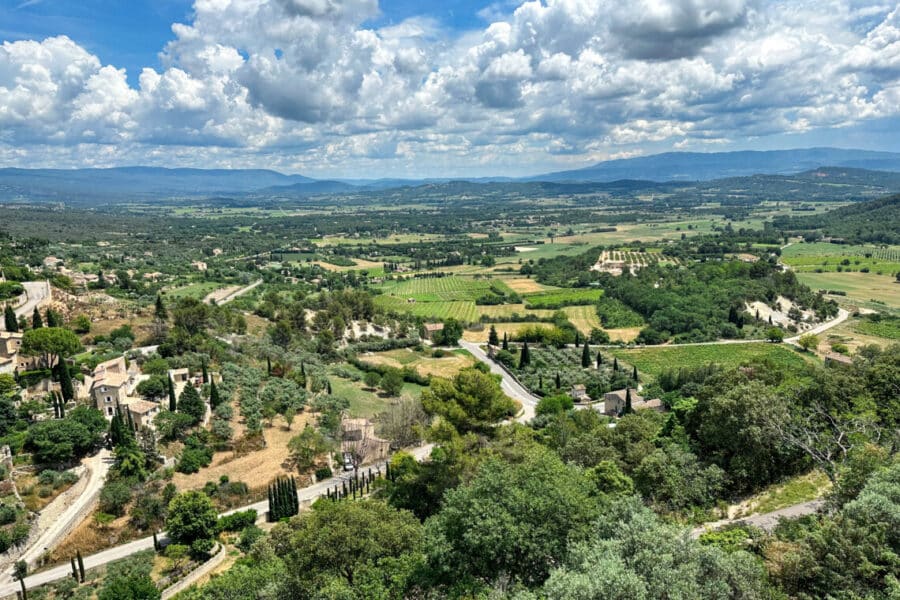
top-left (315, 466), bottom-right (333, 481)
top-left (536, 394), bottom-right (575, 415)
top-left (218, 509), bottom-right (258, 532)
top-left (99, 481), bottom-right (133, 516)
top-left (237, 525), bottom-right (264, 553)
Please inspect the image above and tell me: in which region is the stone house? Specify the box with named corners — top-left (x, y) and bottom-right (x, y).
top-left (341, 417), bottom-right (391, 465)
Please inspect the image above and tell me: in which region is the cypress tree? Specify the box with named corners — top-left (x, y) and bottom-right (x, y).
top-left (581, 343), bottom-right (591, 368)
top-left (56, 361), bottom-right (74, 402)
top-left (488, 325), bottom-right (499, 346)
top-left (501, 332), bottom-right (509, 351)
top-left (519, 340), bottom-right (530, 368)
top-left (76, 550), bottom-right (85, 582)
top-left (326, 379), bottom-right (332, 395)
top-left (624, 388), bottom-right (633, 415)
top-left (632, 365), bottom-right (639, 382)
top-left (613, 357), bottom-right (619, 372)
top-left (32, 307), bottom-right (42, 329)
top-left (153, 532), bottom-right (159, 552)
top-left (71, 557), bottom-right (78, 581)
top-left (201, 362), bottom-right (209, 384)
top-left (555, 372), bottom-right (561, 389)
top-left (45, 308), bottom-right (61, 328)
top-left (4, 304), bottom-right (17, 332)
top-left (266, 357), bottom-right (272, 376)
top-left (596, 351), bottom-right (602, 369)
top-left (154, 294), bottom-right (167, 320)
top-left (574, 331), bottom-right (580, 347)
top-left (209, 379), bottom-right (220, 409)
top-left (168, 377), bottom-right (176, 412)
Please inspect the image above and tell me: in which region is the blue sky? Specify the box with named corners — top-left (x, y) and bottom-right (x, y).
top-left (0, 0), bottom-right (899, 177)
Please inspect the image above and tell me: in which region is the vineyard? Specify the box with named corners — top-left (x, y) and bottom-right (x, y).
top-left (377, 276), bottom-right (513, 301)
top-left (782, 242), bottom-right (900, 274)
top-left (523, 288), bottom-right (604, 309)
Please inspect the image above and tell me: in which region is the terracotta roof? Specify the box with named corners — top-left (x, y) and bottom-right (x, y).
top-left (424, 323), bottom-right (444, 331)
top-left (126, 399), bottom-right (160, 415)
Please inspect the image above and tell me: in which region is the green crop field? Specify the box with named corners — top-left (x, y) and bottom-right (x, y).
top-left (523, 288), bottom-right (604, 308)
top-left (855, 316), bottom-right (900, 340)
top-left (782, 242), bottom-right (900, 274)
top-left (377, 276), bottom-right (513, 301)
top-left (796, 272), bottom-right (900, 309)
top-left (609, 343), bottom-right (812, 378)
top-left (374, 296), bottom-right (481, 321)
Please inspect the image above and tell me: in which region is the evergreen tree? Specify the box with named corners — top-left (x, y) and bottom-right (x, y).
top-left (201, 362), bottom-right (209, 384)
top-left (76, 550), bottom-right (85, 582)
top-left (168, 377), bottom-right (177, 412)
top-left (45, 308), bottom-right (61, 328)
top-left (209, 379), bottom-right (221, 409)
top-left (555, 372), bottom-right (561, 390)
top-left (56, 361), bottom-right (74, 401)
top-left (519, 340), bottom-right (530, 368)
top-left (501, 332), bottom-right (509, 351)
top-left (32, 307), bottom-right (43, 329)
top-left (4, 304), bottom-right (18, 332)
top-left (596, 351), bottom-right (602, 369)
top-left (574, 332), bottom-right (580, 347)
top-left (581, 343), bottom-right (591, 368)
top-left (178, 385), bottom-right (205, 424)
top-left (267, 357), bottom-right (272, 376)
top-left (613, 357), bottom-right (619, 372)
top-left (624, 388), bottom-right (633, 415)
top-left (632, 365), bottom-right (639, 382)
top-left (154, 294), bottom-right (167, 319)
top-left (488, 325), bottom-right (499, 346)
top-left (98, 270), bottom-right (106, 289)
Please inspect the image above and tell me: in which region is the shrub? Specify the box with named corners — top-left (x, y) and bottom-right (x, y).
top-left (99, 481), bottom-right (133, 516)
top-left (315, 466), bottom-right (333, 481)
top-left (218, 510), bottom-right (258, 532)
top-left (237, 525), bottom-right (264, 553)
top-left (536, 394), bottom-right (575, 415)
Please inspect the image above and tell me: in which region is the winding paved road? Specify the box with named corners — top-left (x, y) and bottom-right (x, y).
top-left (11, 281), bottom-right (51, 321)
top-left (459, 340), bottom-right (539, 422)
top-left (0, 444), bottom-right (433, 597)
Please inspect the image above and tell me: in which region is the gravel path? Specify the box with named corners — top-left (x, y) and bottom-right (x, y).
top-left (691, 500), bottom-right (824, 538)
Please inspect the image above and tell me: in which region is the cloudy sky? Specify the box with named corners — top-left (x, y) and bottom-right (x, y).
top-left (1, 0), bottom-right (899, 178)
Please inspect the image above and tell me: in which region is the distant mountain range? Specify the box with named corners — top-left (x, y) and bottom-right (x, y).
top-left (530, 148), bottom-right (900, 182)
top-left (1, 147), bottom-right (899, 201)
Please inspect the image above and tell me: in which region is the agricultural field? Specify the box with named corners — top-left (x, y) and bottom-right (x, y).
top-left (358, 347), bottom-right (475, 379)
top-left (854, 314), bottom-right (900, 340)
top-left (163, 281), bottom-right (229, 300)
top-left (782, 242), bottom-right (900, 274)
top-left (462, 322), bottom-right (556, 343)
top-left (378, 276), bottom-right (514, 301)
top-left (561, 305), bottom-right (603, 334)
top-left (609, 343), bottom-right (812, 378)
top-left (796, 272), bottom-right (900, 309)
top-left (329, 369), bottom-right (424, 419)
top-left (523, 288), bottom-right (604, 308)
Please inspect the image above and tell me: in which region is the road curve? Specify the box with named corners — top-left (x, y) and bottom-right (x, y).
top-left (0, 444), bottom-right (434, 597)
top-left (12, 281), bottom-right (51, 320)
top-left (459, 341), bottom-right (538, 422)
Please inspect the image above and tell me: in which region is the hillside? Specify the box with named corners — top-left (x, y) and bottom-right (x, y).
top-left (532, 148), bottom-right (900, 182)
top-left (774, 194), bottom-right (900, 244)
